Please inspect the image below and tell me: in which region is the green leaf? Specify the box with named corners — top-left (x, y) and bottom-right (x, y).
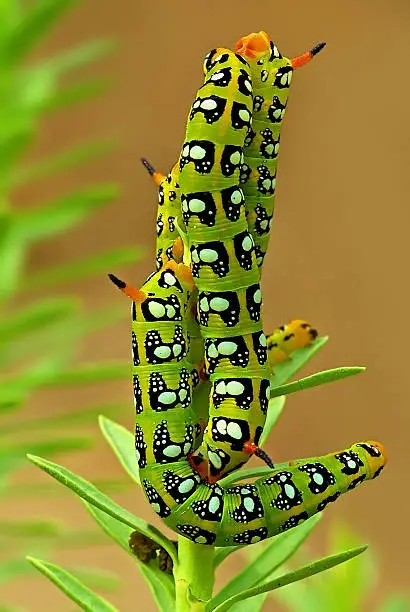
top-left (26, 454), bottom-right (177, 565)
top-left (25, 245), bottom-right (144, 290)
top-left (5, 0), bottom-right (80, 63)
top-left (69, 566), bottom-right (120, 592)
top-left (0, 297), bottom-right (79, 343)
top-left (42, 78), bottom-right (111, 113)
top-left (210, 516), bottom-right (321, 611)
top-left (13, 184), bottom-right (118, 244)
top-left (207, 545), bottom-right (367, 612)
top-left (85, 502), bottom-right (175, 612)
top-left (213, 546), bottom-right (242, 569)
top-left (378, 595), bottom-right (410, 612)
top-left (37, 39), bottom-right (115, 76)
top-left (271, 337), bottom-right (328, 388)
top-left (0, 518), bottom-right (66, 539)
top-left (0, 558), bottom-right (31, 586)
top-left (258, 396), bottom-right (286, 447)
top-left (27, 557), bottom-right (117, 612)
top-left (99, 416), bottom-right (140, 485)
top-left (229, 594), bottom-right (268, 612)
top-left (0, 438), bottom-right (90, 476)
top-left (10, 139), bottom-right (116, 188)
top-left (33, 361), bottom-right (129, 387)
top-left (270, 367), bottom-right (365, 399)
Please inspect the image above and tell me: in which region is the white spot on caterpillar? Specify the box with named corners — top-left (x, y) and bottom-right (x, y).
top-left (218, 341), bottom-right (237, 355)
top-left (210, 297), bottom-right (229, 312)
top-left (200, 249), bottom-right (218, 263)
top-left (163, 445), bottom-right (181, 457)
top-left (195, 536), bottom-right (208, 544)
top-left (215, 381), bottom-right (226, 395)
top-left (216, 420), bottom-right (227, 435)
top-left (152, 503), bottom-right (161, 514)
top-left (190, 145), bottom-right (206, 159)
top-left (242, 235), bottom-right (253, 251)
top-left (158, 391), bottom-right (177, 405)
top-left (231, 189), bottom-right (243, 204)
top-left (284, 484), bottom-right (296, 498)
top-left (173, 344), bottom-right (182, 357)
top-left (227, 422), bottom-right (243, 439)
top-left (230, 151), bottom-right (241, 165)
top-left (209, 451), bottom-right (222, 469)
top-left (208, 343), bottom-right (218, 358)
top-left (313, 473), bottom-right (324, 485)
top-left (166, 305), bottom-right (176, 318)
top-left (244, 497), bottom-right (255, 512)
top-left (201, 98), bottom-right (217, 110)
top-left (148, 302), bottom-right (166, 318)
top-left (178, 479), bottom-right (196, 494)
top-left (251, 535), bottom-right (261, 543)
top-left (179, 388), bottom-right (188, 401)
top-left (238, 109), bottom-right (251, 123)
top-left (200, 297), bottom-right (209, 312)
top-left (253, 289), bottom-right (262, 303)
top-left (208, 496), bottom-right (221, 513)
top-left (189, 198), bottom-right (206, 213)
top-left (226, 381), bottom-right (245, 395)
top-left (164, 272), bottom-right (176, 286)
top-left (154, 346), bottom-right (171, 359)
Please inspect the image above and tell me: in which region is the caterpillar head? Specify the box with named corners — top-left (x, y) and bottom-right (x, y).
top-left (234, 31), bottom-right (271, 60)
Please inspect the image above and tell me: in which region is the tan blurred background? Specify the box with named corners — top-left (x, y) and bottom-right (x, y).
top-left (4, 0), bottom-right (410, 609)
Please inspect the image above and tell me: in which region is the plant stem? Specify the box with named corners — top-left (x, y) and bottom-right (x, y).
top-left (174, 536), bottom-right (215, 612)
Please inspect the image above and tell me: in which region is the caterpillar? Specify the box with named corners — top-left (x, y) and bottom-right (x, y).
top-left (177, 47), bottom-right (275, 482)
top-left (109, 245), bottom-right (386, 547)
top-left (234, 32), bottom-right (325, 268)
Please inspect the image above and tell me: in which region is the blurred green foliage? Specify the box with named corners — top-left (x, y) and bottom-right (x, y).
top-left (0, 0), bottom-right (140, 603)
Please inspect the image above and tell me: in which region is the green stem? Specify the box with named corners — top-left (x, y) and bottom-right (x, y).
top-left (174, 537), bottom-right (215, 612)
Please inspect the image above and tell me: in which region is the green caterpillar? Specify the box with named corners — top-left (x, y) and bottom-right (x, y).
top-left (235, 31), bottom-right (325, 268)
top-left (178, 47), bottom-right (274, 481)
top-left (109, 245), bottom-right (386, 547)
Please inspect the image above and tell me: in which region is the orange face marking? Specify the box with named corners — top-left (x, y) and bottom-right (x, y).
top-left (234, 31), bottom-right (271, 59)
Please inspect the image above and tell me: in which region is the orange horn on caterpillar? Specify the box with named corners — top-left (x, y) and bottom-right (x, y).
top-left (290, 41), bottom-right (326, 69)
top-left (140, 157), bottom-right (165, 186)
top-left (234, 30), bottom-right (271, 59)
top-left (243, 441), bottom-right (275, 468)
top-left (108, 273), bottom-right (148, 302)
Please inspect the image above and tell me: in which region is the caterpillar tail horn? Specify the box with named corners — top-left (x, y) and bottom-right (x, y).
top-left (140, 157), bottom-right (166, 186)
top-left (108, 273), bottom-right (148, 302)
top-left (243, 442), bottom-right (275, 468)
top-left (291, 42), bottom-right (326, 69)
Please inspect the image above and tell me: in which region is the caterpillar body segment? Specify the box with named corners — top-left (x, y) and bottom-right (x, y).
top-left (179, 48), bottom-right (272, 480)
top-left (141, 438), bottom-right (386, 546)
top-left (234, 32), bottom-right (325, 269)
top-left (143, 158), bottom-right (210, 439)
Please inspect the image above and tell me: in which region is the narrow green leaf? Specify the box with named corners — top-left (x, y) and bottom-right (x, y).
top-left (270, 367), bottom-right (365, 399)
top-left (0, 519), bottom-right (66, 539)
top-left (10, 139), bottom-right (116, 188)
top-left (13, 184), bottom-right (118, 244)
top-left (42, 78), bottom-right (111, 113)
top-left (26, 454), bottom-right (177, 565)
top-left (210, 516), bottom-right (321, 610)
top-left (4, 478), bottom-right (130, 499)
top-left (27, 557), bottom-right (117, 612)
top-left (271, 337), bottom-right (328, 388)
top-left (6, 0), bottom-right (80, 63)
top-left (378, 595), bottom-right (410, 612)
top-left (229, 594), bottom-right (268, 612)
top-left (99, 416), bottom-right (140, 485)
top-left (213, 546), bottom-right (242, 569)
top-left (85, 502), bottom-right (175, 612)
top-left (33, 361), bottom-right (129, 386)
top-left (0, 297), bottom-right (79, 342)
top-left (37, 39), bottom-right (115, 76)
top-left (69, 567), bottom-right (120, 591)
top-left (258, 396), bottom-right (286, 447)
top-left (0, 558), bottom-right (31, 585)
top-left (207, 545), bottom-right (367, 612)
top-left (0, 605), bottom-right (26, 612)
top-left (25, 245), bottom-right (144, 290)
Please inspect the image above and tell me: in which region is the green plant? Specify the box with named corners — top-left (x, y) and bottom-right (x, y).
top-left (26, 338), bottom-right (387, 611)
top-left (0, 0), bottom-right (141, 599)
